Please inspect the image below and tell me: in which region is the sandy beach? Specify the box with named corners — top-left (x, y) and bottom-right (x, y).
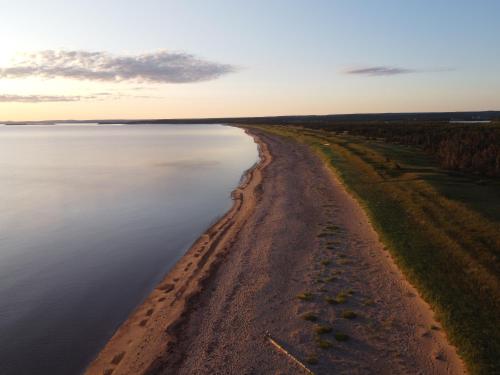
top-left (86, 128), bottom-right (465, 375)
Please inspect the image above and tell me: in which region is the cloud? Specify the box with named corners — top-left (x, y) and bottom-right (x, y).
top-left (0, 50), bottom-right (236, 83)
top-left (344, 65), bottom-right (455, 77)
top-left (0, 93), bottom-right (111, 103)
top-left (344, 66), bottom-right (416, 76)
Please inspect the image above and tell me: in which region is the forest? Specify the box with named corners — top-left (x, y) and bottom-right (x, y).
top-left (296, 120), bottom-right (500, 178)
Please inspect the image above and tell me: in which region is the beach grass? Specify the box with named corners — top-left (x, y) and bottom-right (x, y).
top-left (334, 332), bottom-right (350, 342)
top-left (314, 324), bottom-right (333, 334)
top-left (302, 312), bottom-right (318, 322)
top-left (342, 310), bottom-right (357, 319)
top-left (297, 292), bottom-right (314, 301)
top-left (316, 337), bottom-right (334, 349)
top-left (305, 354), bottom-right (318, 365)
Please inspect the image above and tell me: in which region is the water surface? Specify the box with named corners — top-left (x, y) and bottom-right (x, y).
top-left (0, 124), bottom-right (258, 375)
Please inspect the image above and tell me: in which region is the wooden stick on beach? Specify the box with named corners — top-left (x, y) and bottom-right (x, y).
top-left (265, 332), bottom-right (315, 375)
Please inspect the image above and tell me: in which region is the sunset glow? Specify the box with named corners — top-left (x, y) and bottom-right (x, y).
top-left (1, 1), bottom-right (499, 121)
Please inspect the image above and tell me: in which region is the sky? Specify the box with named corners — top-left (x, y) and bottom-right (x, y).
top-left (0, 0), bottom-right (499, 121)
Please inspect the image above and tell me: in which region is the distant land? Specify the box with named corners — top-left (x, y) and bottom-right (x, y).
top-left (2, 110), bottom-right (500, 125)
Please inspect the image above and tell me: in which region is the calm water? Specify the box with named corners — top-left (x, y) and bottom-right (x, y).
top-left (0, 124), bottom-right (258, 375)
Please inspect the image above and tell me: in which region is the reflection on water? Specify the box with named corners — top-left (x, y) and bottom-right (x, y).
top-left (0, 124), bottom-right (258, 375)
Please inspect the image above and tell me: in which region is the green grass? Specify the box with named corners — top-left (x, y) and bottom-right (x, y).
top-left (250, 125), bottom-right (500, 374)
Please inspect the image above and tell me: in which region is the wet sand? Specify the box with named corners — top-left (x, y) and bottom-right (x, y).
top-left (86, 129), bottom-right (465, 375)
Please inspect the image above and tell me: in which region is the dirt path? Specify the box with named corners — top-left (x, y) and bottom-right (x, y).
top-left (87, 129), bottom-right (465, 375)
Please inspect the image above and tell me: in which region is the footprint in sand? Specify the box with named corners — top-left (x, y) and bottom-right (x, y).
top-left (157, 283), bottom-right (175, 294)
top-left (111, 351), bottom-right (125, 365)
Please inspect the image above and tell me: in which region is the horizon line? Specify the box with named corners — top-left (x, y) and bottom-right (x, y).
top-left (2, 109), bottom-right (499, 124)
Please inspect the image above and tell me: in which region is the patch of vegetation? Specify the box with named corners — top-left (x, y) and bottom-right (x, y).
top-left (324, 296), bottom-right (335, 305)
top-left (314, 324), bottom-right (333, 334)
top-left (316, 337), bottom-right (334, 349)
top-left (342, 310), bottom-right (357, 319)
top-left (363, 299), bottom-right (375, 306)
top-left (325, 293), bottom-right (347, 305)
top-left (336, 292), bottom-right (347, 302)
top-left (320, 260), bottom-right (331, 266)
top-left (305, 354), bottom-right (318, 365)
top-left (297, 292), bottom-right (314, 301)
top-left (325, 225), bottom-right (340, 231)
top-left (302, 312), bottom-right (318, 322)
top-left (334, 332), bottom-right (350, 342)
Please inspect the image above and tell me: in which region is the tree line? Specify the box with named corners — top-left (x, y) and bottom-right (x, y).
top-left (298, 120), bottom-right (500, 178)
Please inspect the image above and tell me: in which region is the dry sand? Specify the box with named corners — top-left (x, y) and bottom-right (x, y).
top-left (86, 129), bottom-right (465, 375)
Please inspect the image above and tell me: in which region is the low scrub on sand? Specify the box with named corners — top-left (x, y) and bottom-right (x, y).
top-left (305, 354), bottom-right (318, 365)
top-left (314, 324), bottom-right (333, 334)
top-left (334, 332), bottom-right (350, 342)
top-left (296, 292), bottom-right (314, 301)
top-left (325, 293), bottom-right (347, 305)
top-left (316, 337), bottom-right (334, 349)
top-left (342, 310), bottom-right (357, 319)
top-left (302, 312), bottom-right (318, 322)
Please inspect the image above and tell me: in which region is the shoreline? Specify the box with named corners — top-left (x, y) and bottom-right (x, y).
top-left (86, 128), bottom-right (465, 375)
top-left (84, 130), bottom-right (271, 375)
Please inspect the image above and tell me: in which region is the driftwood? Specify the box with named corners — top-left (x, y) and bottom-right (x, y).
top-left (265, 332), bottom-right (315, 375)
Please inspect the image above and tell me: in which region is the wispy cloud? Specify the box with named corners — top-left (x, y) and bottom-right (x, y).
top-left (344, 66), bottom-right (416, 76)
top-left (344, 65), bottom-right (454, 77)
top-left (0, 50), bottom-right (236, 83)
top-left (0, 93), bottom-right (111, 103)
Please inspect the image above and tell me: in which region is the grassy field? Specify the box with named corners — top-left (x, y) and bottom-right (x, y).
top-left (250, 125), bottom-right (500, 375)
